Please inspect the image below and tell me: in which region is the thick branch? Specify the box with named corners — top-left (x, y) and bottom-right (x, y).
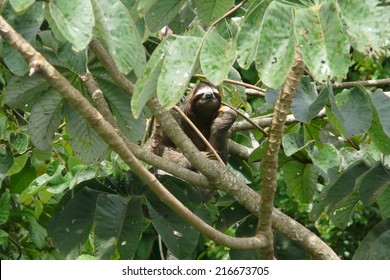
top-left (86, 33), bottom-right (339, 259)
top-left (0, 16), bottom-right (265, 251)
top-left (257, 48), bottom-right (306, 259)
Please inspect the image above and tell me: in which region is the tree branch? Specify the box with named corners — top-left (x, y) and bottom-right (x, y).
top-left (87, 32), bottom-right (339, 260)
top-left (0, 16), bottom-right (266, 251)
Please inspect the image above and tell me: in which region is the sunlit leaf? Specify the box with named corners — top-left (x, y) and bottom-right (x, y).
top-left (145, 0), bottom-right (186, 32)
top-left (295, 1), bottom-right (351, 83)
top-left (200, 28), bottom-right (236, 85)
top-left (194, 0), bottom-right (234, 26)
top-left (157, 36), bottom-right (202, 109)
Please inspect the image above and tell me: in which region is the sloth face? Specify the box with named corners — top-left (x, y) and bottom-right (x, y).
top-left (191, 83), bottom-right (221, 114)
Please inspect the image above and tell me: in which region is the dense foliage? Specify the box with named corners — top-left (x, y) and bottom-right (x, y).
top-left (0, 0), bottom-right (390, 260)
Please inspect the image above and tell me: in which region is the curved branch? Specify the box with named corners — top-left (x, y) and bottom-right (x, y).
top-left (0, 16), bottom-right (265, 251)
top-left (87, 34), bottom-right (339, 260)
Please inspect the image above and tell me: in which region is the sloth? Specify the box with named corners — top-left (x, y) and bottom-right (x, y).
top-left (156, 81), bottom-right (237, 170)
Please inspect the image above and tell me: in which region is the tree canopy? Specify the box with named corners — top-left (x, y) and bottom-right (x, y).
top-left (0, 0), bottom-right (390, 260)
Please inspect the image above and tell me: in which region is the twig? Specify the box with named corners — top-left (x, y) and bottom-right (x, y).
top-left (194, 73), bottom-right (266, 93)
top-left (318, 78), bottom-right (390, 90)
top-left (207, 0), bottom-right (248, 30)
top-left (222, 101), bottom-right (268, 137)
top-left (173, 105), bottom-right (225, 165)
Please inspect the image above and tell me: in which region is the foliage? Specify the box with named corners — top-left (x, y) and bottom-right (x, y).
top-left (1, 0), bottom-right (390, 260)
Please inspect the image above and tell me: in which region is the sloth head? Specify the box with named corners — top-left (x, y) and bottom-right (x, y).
top-left (187, 82), bottom-right (221, 117)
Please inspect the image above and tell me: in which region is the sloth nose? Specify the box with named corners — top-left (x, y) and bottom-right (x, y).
top-left (204, 92), bottom-right (214, 99)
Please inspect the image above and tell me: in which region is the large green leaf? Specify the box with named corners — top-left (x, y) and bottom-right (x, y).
top-left (359, 162), bottom-right (390, 205)
top-left (282, 160), bottom-right (318, 202)
top-left (328, 86), bottom-right (372, 138)
top-left (157, 36), bottom-right (202, 109)
top-left (9, 0), bottom-right (35, 13)
top-left (200, 28), bottom-right (236, 85)
top-left (49, 187), bottom-right (101, 258)
top-left (295, 1), bottom-right (350, 83)
top-left (94, 195), bottom-right (142, 260)
top-left (194, 0), bottom-right (234, 26)
top-left (29, 89), bottom-right (64, 150)
top-left (378, 187), bottom-right (390, 219)
top-left (132, 37), bottom-right (175, 118)
top-left (47, 0), bottom-right (94, 52)
top-left (96, 78), bottom-right (146, 142)
top-left (4, 75), bottom-right (49, 111)
top-left (146, 181), bottom-right (200, 259)
top-left (307, 144), bottom-right (340, 184)
top-left (328, 192), bottom-right (359, 229)
top-left (3, 2), bottom-right (44, 75)
top-left (145, 0), bottom-right (186, 32)
top-left (19, 161), bottom-right (65, 203)
top-left (291, 77), bottom-right (329, 123)
top-left (353, 218), bottom-right (390, 260)
top-left (312, 160), bottom-right (370, 220)
top-left (255, 1), bottom-right (295, 89)
top-left (338, 0), bottom-right (390, 53)
top-left (282, 133), bottom-right (314, 156)
top-left (369, 90), bottom-right (390, 137)
top-left (236, 0), bottom-right (272, 69)
top-left (0, 191), bottom-right (10, 225)
top-left (92, 0), bottom-right (146, 75)
top-left (64, 102), bottom-right (108, 163)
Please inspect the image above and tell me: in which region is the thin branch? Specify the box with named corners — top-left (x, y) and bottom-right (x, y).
top-left (194, 73), bottom-right (266, 93)
top-left (173, 106), bottom-right (225, 165)
top-left (0, 17), bottom-right (266, 250)
top-left (222, 101), bottom-right (268, 137)
top-left (87, 29), bottom-right (339, 260)
top-left (207, 0), bottom-right (248, 30)
top-left (318, 78), bottom-right (390, 90)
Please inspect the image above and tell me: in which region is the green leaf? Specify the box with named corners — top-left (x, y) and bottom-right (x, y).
top-left (65, 102), bottom-right (108, 163)
top-left (48, 0), bottom-right (94, 51)
top-left (307, 144), bottom-right (340, 184)
top-left (338, 0), bottom-right (390, 53)
top-left (157, 36), bottom-right (202, 109)
top-left (146, 182), bottom-right (200, 259)
top-left (25, 213), bottom-right (47, 249)
top-left (194, 0), bottom-right (234, 26)
top-left (292, 77), bottom-right (328, 123)
top-left (9, 159), bottom-right (36, 194)
top-left (97, 78), bottom-right (146, 142)
top-left (216, 202), bottom-right (250, 231)
top-left (94, 195), bottom-right (142, 260)
top-left (9, 0), bottom-right (35, 13)
top-left (378, 187), bottom-right (390, 219)
top-left (0, 190), bottom-right (11, 225)
top-left (92, 0), bottom-right (146, 75)
top-left (0, 229), bottom-right (9, 245)
top-left (56, 42), bottom-right (87, 75)
top-left (353, 218), bottom-right (390, 260)
top-left (359, 162), bottom-right (390, 205)
top-left (4, 75), bottom-right (49, 111)
top-left (282, 161), bottom-right (318, 202)
top-left (313, 160), bottom-right (370, 220)
top-left (369, 89), bottom-right (390, 137)
top-left (328, 192), bottom-right (359, 229)
top-left (295, 1), bottom-right (350, 83)
top-left (69, 165), bottom-right (98, 189)
top-left (49, 187), bottom-right (101, 258)
top-left (282, 133), bottom-right (314, 156)
top-left (0, 146), bottom-right (14, 187)
top-left (200, 28), bottom-right (236, 85)
top-left (328, 86), bottom-right (372, 138)
top-left (19, 162), bottom-right (65, 203)
top-left (10, 133), bottom-right (29, 154)
top-left (255, 1), bottom-right (295, 88)
top-left (29, 89), bottom-right (64, 151)
top-left (145, 0), bottom-right (187, 32)
top-left (3, 2), bottom-right (44, 75)
top-left (132, 37), bottom-right (175, 118)
top-left (237, 0), bottom-right (272, 69)
top-left (8, 153), bottom-right (29, 176)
